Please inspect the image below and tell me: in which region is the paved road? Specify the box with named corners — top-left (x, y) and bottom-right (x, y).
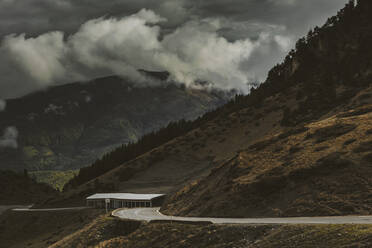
top-left (12, 206), bottom-right (89, 212)
top-left (113, 208), bottom-right (372, 225)
top-left (0, 205), bottom-right (31, 215)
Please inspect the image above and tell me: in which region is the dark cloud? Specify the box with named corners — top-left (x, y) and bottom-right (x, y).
top-left (0, 0), bottom-right (346, 38)
top-left (187, 0), bottom-right (346, 30)
top-left (0, 0), bottom-right (348, 99)
top-left (0, 0), bottom-right (187, 37)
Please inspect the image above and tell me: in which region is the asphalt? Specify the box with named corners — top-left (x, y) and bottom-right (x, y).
top-left (11, 206), bottom-right (89, 212)
top-left (0, 205), bottom-right (30, 215)
top-left (113, 208), bottom-right (372, 225)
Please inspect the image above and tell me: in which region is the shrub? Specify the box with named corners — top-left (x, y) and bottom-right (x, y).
top-left (353, 141), bottom-right (372, 153)
top-left (366, 129), bottom-right (372, 135)
top-left (337, 106), bottom-right (372, 118)
top-left (314, 146), bottom-right (329, 152)
top-left (278, 126), bottom-right (309, 140)
top-left (289, 146), bottom-right (303, 154)
top-left (343, 138), bottom-right (357, 146)
top-left (273, 146), bottom-right (283, 153)
top-left (357, 93), bottom-right (371, 101)
top-left (363, 153), bottom-right (372, 163)
top-left (249, 139), bottom-right (275, 151)
top-left (306, 123), bottom-right (357, 143)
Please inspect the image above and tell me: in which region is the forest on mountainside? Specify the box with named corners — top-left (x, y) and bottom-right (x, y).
top-left (160, 0), bottom-right (372, 218)
top-left (65, 0), bottom-right (372, 191)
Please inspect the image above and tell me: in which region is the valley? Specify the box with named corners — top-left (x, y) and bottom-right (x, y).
top-left (1, 1), bottom-right (372, 247)
top-left (0, 74), bottom-right (228, 173)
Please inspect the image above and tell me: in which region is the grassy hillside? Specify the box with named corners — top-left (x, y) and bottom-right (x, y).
top-left (0, 170), bottom-right (57, 205)
top-left (161, 1), bottom-right (372, 218)
top-left (1, 208), bottom-right (371, 247)
top-left (162, 100), bottom-right (372, 217)
top-left (0, 74), bottom-right (228, 172)
top-left (0, 209), bottom-right (102, 248)
top-left (35, 216), bottom-right (372, 248)
top-left (1, 208), bottom-right (371, 248)
top-left (53, 0), bottom-right (372, 219)
top-left (30, 170), bottom-right (79, 191)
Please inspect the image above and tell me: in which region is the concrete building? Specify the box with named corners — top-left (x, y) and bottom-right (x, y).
top-left (86, 193), bottom-right (165, 209)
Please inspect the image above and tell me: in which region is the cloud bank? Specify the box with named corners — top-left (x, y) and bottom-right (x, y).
top-left (0, 9), bottom-right (294, 98)
top-left (0, 0), bottom-right (348, 98)
top-left (0, 126), bottom-right (18, 149)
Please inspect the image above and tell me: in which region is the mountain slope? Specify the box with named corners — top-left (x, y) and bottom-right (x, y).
top-left (0, 74), bottom-right (228, 171)
top-left (56, 1), bottom-right (372, 218)
top-left (162, 99), bottom-right (372, 217)
top-left (0, 170), bottom-right (57, 205)
top-left (160, 0), bottom-right (372, 217)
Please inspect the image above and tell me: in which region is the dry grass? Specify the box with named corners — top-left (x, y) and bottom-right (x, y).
top-left (162, 105), bottom-right (372, 218)
top-left (0, 209), bottom-right (102, 248)
top-left (51, 220), bottom-right (372, 248)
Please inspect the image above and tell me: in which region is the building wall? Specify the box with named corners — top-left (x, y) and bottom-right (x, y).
top-left (87, 199), bottom-right (153, 209)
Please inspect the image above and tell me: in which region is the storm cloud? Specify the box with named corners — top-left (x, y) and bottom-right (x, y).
top-left (0, 0), bottom-right (348, 98)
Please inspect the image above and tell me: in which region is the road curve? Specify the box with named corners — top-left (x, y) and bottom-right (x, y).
top-left (113, 208), bottom-right (372, 225)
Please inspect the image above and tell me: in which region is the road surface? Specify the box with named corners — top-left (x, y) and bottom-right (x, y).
top-left (0, 205), bottom-right (30, 215)
top-left (113, 208), bottom-right (372, 225)
top-left (12, 206), bottom-right (89, 212)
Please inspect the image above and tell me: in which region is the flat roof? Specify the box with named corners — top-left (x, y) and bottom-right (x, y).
top-left (86, 193), bottom-right (165, 201)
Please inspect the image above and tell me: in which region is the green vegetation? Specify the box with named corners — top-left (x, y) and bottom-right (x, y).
top-left (65, 119), bottom-right (208, 189)
top-left (2, 209), bottom-right (372, 248)
top-left (30, 170), bottom-right (79, 191)
top-left (64, 0), bottom-right (372, 193)
top-left (0, 209), bottom-right (103, 248)
top-left (0, 170), bottom-right (57, 205)
top-left (161, 0), bottom-right (372, 218)
top-left (0, 74), bottom-right (227, 172)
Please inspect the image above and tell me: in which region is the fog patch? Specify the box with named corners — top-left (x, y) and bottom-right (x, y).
top-left (0, 99), bottom-right (6, 111)
top-left (0, 126), bottom-right (19, 149)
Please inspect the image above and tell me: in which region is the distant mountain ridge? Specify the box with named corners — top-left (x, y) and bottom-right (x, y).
top-left (0, 73), bottom-right (229, 171)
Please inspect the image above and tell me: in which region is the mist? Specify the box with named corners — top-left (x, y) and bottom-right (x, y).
top-left (0, 0), bottom-right (348, 99)
top-left (0, 126), bottom-right (18, 149)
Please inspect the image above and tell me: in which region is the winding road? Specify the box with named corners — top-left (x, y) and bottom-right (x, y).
top-left (5, 205), bottom-right (372, 224)
top-left (113, 208), bottom-right (372, 225)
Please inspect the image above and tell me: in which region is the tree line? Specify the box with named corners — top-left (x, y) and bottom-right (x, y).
top-left (64, 0), bottom-right (372, 190)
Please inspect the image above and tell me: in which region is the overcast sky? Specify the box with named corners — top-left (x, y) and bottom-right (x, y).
top-left (0, 0), bottom-right (348, 99)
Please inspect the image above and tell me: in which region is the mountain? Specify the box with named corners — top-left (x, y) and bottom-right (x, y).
top-left (58, 0), bottom-right (372, 219)
top-left (0, 170), bottom-right (57, 205)
top-left (3, 2), bottom-right (372, 248)
top-left (161, 0), bottom-right (372, 217)
top-left (0, 73), bottom-right (229, 172)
